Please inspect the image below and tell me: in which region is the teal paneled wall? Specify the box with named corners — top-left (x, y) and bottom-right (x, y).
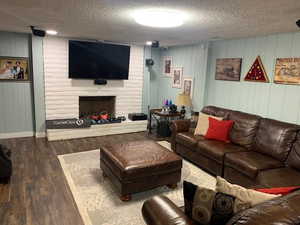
top-left (0, 32), bottom-right (34, 135)
top-left (156, 43), bottom-right (209, 111)
top-left (205, 32), bottom-right (300, 124)
top-left (142, 47), bottom-right (163, 113)
top-left (149, 48), bottom-right (161, 109)
top-left (31, 36), bottom-right (46, 135)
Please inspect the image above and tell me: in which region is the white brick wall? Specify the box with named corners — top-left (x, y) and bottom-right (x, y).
top-left (43, 37), bottom-right (144, 120)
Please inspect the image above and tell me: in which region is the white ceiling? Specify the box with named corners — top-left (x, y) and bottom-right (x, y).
top-left (0, 0), bottom-right (300, 46)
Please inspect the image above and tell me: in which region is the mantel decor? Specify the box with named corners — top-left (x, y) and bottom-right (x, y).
top-left (0, 57), bottom-right (30, 81)
top-left (274, 58), bottom-right (300, 85)
top-left (46, 118), bottom-right (91, 129)
top-left (244, 56), bottom-right (269, 82)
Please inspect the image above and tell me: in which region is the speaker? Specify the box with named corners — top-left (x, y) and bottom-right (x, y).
top-left (30, 26), bottom-right (46, 37)
top-left (94, 79), bottom-right (107, 85)
top-left (146, 58), bottom-right (154, 66)
top-left (151, 41), bottom-right (159, 48)
top-left (297, 19), bottom-right (300, 28)
top-left (128, 113), bottom-right (148, 121)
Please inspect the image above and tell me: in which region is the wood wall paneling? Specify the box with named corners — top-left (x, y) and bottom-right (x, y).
top-left (0, 32), bottom-right (34, 137)
top-left (205, 32), bottom-right (300, 124)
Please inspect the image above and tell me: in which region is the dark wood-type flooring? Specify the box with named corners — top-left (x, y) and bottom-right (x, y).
top-left (0, 132), bottom-right (162, 225)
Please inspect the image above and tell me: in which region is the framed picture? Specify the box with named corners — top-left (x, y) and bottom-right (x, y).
top-left (0, 57), bottom-right (30, 81)
top-left (244, 56), bottom-right (269, 82)
top-left (172, 67), bottom-right (183, 88)
top-left (274, 58), bottom-right (300, 85)
top-left (163, 56), bottom-right (172, 77)
top-left (215, 58), bottom-right (242, 81)
top-left (183, 78), bottom-right (193, 97)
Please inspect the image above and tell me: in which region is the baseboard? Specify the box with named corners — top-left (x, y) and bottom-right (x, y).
top-left (35, 132), bottom-right (46, 138)
top-left (0, 131), bottom-right (34, 139)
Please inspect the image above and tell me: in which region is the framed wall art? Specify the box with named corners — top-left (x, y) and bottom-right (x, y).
top-left (0, 57), bottom-right (30, 81)
top-left (244, 56), bottom-right (269, 82)
top-left (172, 67), bottom-right (183, 88)
top-left (182, 77), bottom-right (193, 97)
top-left (274, 58), bottom-right (300, 85)
top-left (163, 56), bottom-right (172, 77)
top-left (215, 58), bottom-right (242, 81)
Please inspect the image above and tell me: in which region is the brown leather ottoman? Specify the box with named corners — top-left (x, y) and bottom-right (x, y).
top-left (100, 140), bottom-right (182, 201)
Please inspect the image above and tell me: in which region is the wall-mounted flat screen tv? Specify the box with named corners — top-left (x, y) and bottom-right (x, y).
top-left (69, 40), bottom-right (130, 80)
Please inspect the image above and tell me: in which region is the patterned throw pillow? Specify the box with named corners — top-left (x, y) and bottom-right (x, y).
top-left (183, 181), bottom-right (251, 225)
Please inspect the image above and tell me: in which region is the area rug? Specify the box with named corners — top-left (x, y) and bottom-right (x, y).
top-left (58, 141), bottom-right (216, 225)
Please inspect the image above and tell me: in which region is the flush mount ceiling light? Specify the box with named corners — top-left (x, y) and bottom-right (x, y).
top-left (146, 41), bottom-right (153, 45)
top-left (46, 30), bottom-right (58, 35)
top-left (133, 9), bottom-right (186, 28)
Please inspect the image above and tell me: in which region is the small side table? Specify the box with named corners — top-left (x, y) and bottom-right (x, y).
top-left (148, 109), bottom-right (182, 137)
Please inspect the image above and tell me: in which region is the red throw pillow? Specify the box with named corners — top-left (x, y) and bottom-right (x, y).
top-left (205, 117), bottom-right (234, 142)
top-left (255, 186), bottom-right (300, 195)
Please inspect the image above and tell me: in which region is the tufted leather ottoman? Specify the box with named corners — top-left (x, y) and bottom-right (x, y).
top-left (100, 140), bottom-right (182, 201)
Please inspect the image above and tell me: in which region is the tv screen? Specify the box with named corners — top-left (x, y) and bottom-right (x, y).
top-left (69, 40), bottom-right (130, 80)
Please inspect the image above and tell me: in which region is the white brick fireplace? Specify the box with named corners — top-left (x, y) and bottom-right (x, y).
top-left (43, 37), bottom-right (147, 140)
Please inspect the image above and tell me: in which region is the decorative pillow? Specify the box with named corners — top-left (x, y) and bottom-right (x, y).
top-left (183, 181), bottom-right (251, 225)
top-left (194, 112), bottom-right (222, 136)
top-left (255, 186), bottom-right (300, 195)
top-left (216, 177), bottom-right (280, 206)
top-left (204, 118), bottom-right (234, 142)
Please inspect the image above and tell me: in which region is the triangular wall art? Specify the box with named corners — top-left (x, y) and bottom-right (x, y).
top-left (244, 56), bottom-right (269, 82)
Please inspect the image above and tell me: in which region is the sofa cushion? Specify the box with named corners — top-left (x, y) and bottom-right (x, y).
top-left (201, 105), bottom-right (233, 119)
top-left (257, 167), bottom-right (300, 187)
top-left (227, 189), bottom-right (300, 225)
top-left (205, 118), bottom-right (234, 142)
top-left (194, 112), bottom-right (223, 136)
top-left (176, 132), bottom-right (204, 148)
top-left (197, 139), bottom-right (247, 163)
top-left (225, 151), bottom-right (284, 179)
top-left (216, 177), bottom-right (280, 207)
top-left (228, 111), bottom-right (261, 149)
top-left (253, 118), bottom-right (299, 162)
top-left (287, 133), bottom-right (300, 170)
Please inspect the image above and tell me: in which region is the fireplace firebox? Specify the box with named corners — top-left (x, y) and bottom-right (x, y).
top-left (79, 96), bottom-right (116, 119)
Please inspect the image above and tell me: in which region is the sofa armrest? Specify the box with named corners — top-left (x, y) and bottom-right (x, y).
top-left (170, 120), bottom-right (191, 150)
top-left (142, 195), bottom-right (196, 225)
top-left (227, 189), bottom-right (300, 225)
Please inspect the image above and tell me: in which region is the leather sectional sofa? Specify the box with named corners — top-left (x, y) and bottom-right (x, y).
top-left (142, 190), bottom-right (300, 225)
top-left (171, 106), bottom-right (300, 188)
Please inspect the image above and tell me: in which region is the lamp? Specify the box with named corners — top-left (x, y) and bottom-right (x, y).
top-left (176, 93), bottom-right (192, 118)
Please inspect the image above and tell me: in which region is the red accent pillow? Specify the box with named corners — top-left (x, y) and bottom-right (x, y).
top-left (255, 186), bottom-right (300, 195)
top-left (204, 117), bottom-right (234, 142)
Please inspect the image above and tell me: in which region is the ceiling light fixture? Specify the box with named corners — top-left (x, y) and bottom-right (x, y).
top-left (46, 30), bottom-right (58, 35)
top-left (133, 9), bottom-right (186, 28)
top-left (146, 41), bottom-right (153, 45)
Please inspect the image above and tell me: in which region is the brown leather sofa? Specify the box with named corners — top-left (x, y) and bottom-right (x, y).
top-left (142, 190), bottom-right (300, 225)
top-left (171, 106), bottom-right (300, 188)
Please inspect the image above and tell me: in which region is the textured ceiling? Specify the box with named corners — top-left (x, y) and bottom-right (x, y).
top-left (0, 0), bottom-right (300, 46)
